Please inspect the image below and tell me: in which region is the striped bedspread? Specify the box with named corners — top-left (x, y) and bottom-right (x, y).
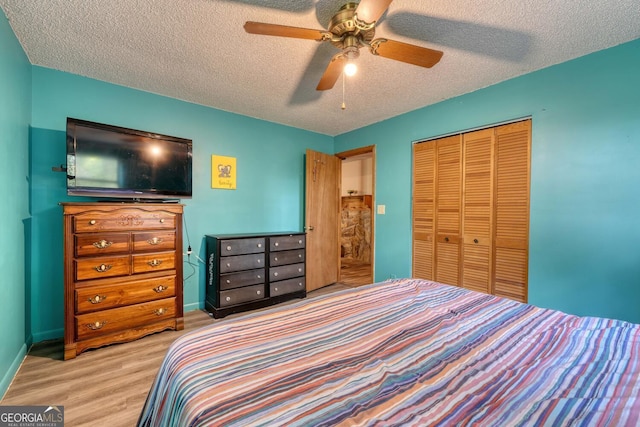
top-left (138, 278), bottom-right (640, 426)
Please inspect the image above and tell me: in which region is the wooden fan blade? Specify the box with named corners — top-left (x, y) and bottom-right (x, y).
top-left (316, 54), bottom-right (346, 91)
top-left (244, 21), bottom-right (330, 41)
top-left (355, 0), bottom-right (393, 24)
top-left (371, 39), bottom-right (443, 68)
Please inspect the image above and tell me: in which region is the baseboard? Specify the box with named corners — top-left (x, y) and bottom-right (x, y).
top-left (0, 342), bottom-right (28, 400)
top-left (32, 328), bottom-right (63, 343)
top-left (183, 301), bottom-right (203, 312)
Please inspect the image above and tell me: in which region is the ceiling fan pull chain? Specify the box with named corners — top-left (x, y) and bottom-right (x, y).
top-left (342, 72), bottom-right (347, 110)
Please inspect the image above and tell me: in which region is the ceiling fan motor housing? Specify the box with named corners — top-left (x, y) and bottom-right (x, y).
top-left (329, 3), bottom-right (376, 50)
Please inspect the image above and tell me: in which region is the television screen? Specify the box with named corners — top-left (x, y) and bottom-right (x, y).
top-left (66, 118), bottom-right (192, 200)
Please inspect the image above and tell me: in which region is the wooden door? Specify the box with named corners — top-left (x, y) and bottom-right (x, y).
top-left (461, 128), bottom-right (494, 294)
top-left (434, 135), bottom-right (462, 286)
top-left (305, 149), bottom-right (341, 292)
top-left (493, 120), bottom-right (531, 302)
top-left (412, 142), bottom-right (436, 278)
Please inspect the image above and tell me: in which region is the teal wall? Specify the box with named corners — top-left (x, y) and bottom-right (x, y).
top-left (29, 67), bottom-right (333, 342)
top-left (0, 10), bottom-right (31, 396)
top-left (336, 37), bottom-right (640, 324)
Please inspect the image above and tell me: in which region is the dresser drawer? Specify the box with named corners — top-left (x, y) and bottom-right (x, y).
top-left (75, 276), bottom-right (176, 314)
top-left (270, 262), bottom-right (305, 281)
top-left (219, 284), bottom-right (265, 307)
top-left (133, 231), bottom-right (176, 252)
top-left (220, 253), bottom-right (265, 273)
top-left (133, 252), bottom-right (175, 273)
top-left (270, 277), bottom-right (306, 297)
top-left (219, 269), bottom-right (265, 291)
top-left (73, 208), bottom-right (176, 233)
top-left (270, 249), bottom-right (305, 266)
top-left (270, 235), bottom-right (305, 251)
top-left (220, 238), bottom-right (265, 256)
top-left (75, 256), bottom-right (131, 281)
top-left (75, 297), bottom-right (176, 340)
top-left (75, 233), bottom-right (130, 257)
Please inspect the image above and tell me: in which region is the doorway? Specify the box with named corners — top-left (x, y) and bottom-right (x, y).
top-left (336, 146), bottom-right (375, 286)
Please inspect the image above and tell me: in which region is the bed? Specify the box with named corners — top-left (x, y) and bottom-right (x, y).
top-left (138, 278), bottom-right (640, 426)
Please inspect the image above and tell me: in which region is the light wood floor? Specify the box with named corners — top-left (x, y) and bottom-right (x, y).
top-left (1, 283), bottom-right (350, 427)
top-left (339, 258), bottom-right (373, 286)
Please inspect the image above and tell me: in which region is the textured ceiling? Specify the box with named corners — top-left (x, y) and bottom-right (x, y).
top-left (2, 0), bottom-right (639, 136)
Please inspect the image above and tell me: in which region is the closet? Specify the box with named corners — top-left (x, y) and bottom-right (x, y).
top-left (412, 119), bottom-right (530, 302)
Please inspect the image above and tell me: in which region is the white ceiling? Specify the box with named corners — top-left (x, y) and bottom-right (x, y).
top-left (2, 0), bottom-right (639, 136)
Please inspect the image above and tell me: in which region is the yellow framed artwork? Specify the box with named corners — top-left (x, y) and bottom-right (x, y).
top-left (211, 155), bottom-right (237, 189)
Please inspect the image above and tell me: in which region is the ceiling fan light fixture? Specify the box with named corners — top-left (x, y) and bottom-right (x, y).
top-left (344, 62), bottom-right (357, 76)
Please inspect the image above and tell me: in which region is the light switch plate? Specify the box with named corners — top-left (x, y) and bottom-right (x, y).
top-left (377, 205), bottom-right (386, 215)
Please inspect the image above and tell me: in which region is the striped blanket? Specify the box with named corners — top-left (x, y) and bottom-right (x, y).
top-left (138, 279), bottom-right (640, 426)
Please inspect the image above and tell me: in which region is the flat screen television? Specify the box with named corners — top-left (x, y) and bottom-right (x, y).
top-left (66, 118), bottom-right (192, 200)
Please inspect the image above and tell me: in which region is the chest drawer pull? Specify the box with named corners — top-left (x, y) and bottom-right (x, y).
top-left (153, 285), bottom-right (168, 293)
top-left (147, 259), bottom-right (163, 267)
top-left (93, 239), bottom-right (113, 249)
top-left (89, 219), bottom-right (97, 225)
top-left (256, 290), bottom-right (262, 295)
top-left (88, 295), bottom-right (107, 304)
top-left (147, 237), bottom-right (164, 245)
top-left (154, 308), bottom-right (167, 316)
top-left (159, 219), bottom-right (165, 224)
top-left (86, 321), bottom-right (106, 330)
top-left (94, 264), bottom-right (112, 273)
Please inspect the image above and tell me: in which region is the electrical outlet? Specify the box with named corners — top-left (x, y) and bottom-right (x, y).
top-left (377, 204), bottom-right (386, 215)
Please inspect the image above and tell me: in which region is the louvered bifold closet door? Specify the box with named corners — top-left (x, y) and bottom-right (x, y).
top-left (461, 129), bottom-right (494, 294)
top-left (493, 120), bottom-right (531, 302)
top-left (434, 136), bottom-right (462, 286)
top-left (412, 142), bottom-right (436, 278)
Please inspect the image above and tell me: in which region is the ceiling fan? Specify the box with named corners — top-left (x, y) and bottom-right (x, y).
top-left (244, 0), bottom-right (443, 91)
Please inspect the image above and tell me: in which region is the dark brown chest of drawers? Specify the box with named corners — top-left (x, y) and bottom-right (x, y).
top-left (62, 203), bottom-right (184, 359)
top-left (205, 232), bottom-right (306, 318)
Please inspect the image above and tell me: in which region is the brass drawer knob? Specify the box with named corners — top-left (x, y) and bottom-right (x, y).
top-left (226, 279), bottom-right (231, 284)
top-left (274, 242), bottom-right (279, 247)
top-left (257, 274), bottom-right (262, 279)
top-left (225, 296), bottom-right (231, 302)
top-left (474, 239), bottom-right (479, 244)
top-left (298, 254), bottom-right (302, 258)
top-left (298, 268), bottom-right (302, 272)
top-left (444, 237), bottom-right (449, 242)
top-left (94, 264), bottom-right (112, 273)
top-left (274, 272), bottom-right (278, 277)
top-left (148, 259), bottom-right (162, 267)
top-left (93, 239), bottom-right (113, 249)
top-left (154, 308), bottom-right (167, 316)
top-left (88, 295), bottom-right (107, 304)
top-left (87, 321), bottom-right (106, 330)
top-left (274, 257), bottom-right (278, 261)
top-left (159, 219), bottom-right (165, 224)
top-left (257, 243), bottom-right (262, 248)
top-left (274, 287), bottom-right (279, 292)
top-left (89, 220), bottom-right (97, 225)
top-left (257, 290), bottom-right (262, 295)
top-left (226, 245), bottom-right (232, 251)
top-left (298, 239), bottom-right (303, 244)
top-left (298, 282), bottom-right (303, 287)
top-left (147, 237), bottom-right (164, 245)
top-left (153, 285), bottom-right (167, 293)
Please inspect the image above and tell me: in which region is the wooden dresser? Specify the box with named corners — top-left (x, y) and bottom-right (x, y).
top-left (205, 232), bottom-right (306, 318)
top-left (62, 202), bottom-right (184, 360)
